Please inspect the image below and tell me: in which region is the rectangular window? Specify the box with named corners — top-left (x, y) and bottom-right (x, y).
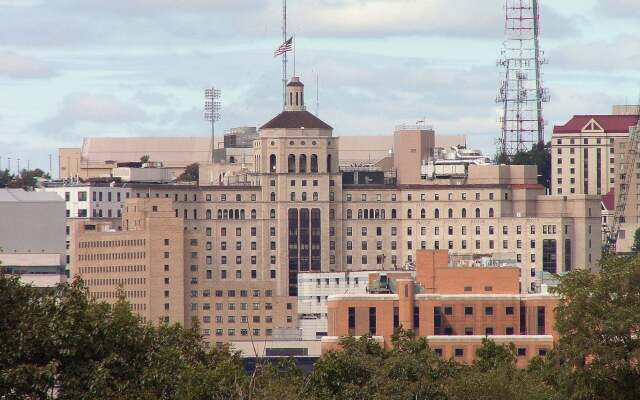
top-left (369, 307), bottom-right (377, 335)
top-left (348, 307), bottom-right (356, 335)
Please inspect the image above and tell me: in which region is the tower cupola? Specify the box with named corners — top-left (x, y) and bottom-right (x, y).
top-left (285, 76), bottom-right (305, 111)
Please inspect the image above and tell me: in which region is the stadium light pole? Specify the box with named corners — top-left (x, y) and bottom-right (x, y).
top-left (204, 88), bottom-right (222, 164)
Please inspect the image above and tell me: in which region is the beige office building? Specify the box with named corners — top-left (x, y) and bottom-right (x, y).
top-left (73, 77), bottom-right (602, 346)
top-left (551, 114), bottom-right (639, 196)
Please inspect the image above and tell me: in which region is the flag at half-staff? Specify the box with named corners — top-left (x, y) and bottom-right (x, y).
top-left (274, 36), bottom-right (293, 57)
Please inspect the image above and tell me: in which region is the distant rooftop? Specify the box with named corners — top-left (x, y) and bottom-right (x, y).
top-left (553, 115), bottom-right (639, 134)
top-left (0, 188), bottom-right (63, 203)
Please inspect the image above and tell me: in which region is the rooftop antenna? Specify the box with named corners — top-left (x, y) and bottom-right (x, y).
top-left (204, 87), bottom-right (222, 164)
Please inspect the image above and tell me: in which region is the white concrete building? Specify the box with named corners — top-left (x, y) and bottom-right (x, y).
top-left (297, 271), bottom-right (377, 340)
top-left (0, 189), bottom-right (67, 287)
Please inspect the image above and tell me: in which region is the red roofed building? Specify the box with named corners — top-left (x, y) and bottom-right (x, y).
top-left (551, 113), bottom-right (639, 197)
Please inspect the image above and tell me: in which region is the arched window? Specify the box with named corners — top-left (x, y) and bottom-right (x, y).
top-left (206, 209), bottom-right (212, 219)
top-left (434, 209), bottom-right (440, 219)
top-left (240, 210), bottom-right (245, 219)
top-left (218, 210), bottom-right (222, 219)
top-left (461, 208), bottom-right (467, 218)
top-left (347, 209), bottom-right (353, 219)
top-left (289, 92), bottom-right (293, 106)
top-left (271, 192), bottom-right (276, 202)
top-left (288, 154), bottom-right (295, 173)
top-left (223, 209), bottom-right (228, 219)
top-left (310, 154), bottom-right (318, 173)
top-left (448, 208), bottom-right (453, 219)
top-left (407, 209), bottom-right (413, 219)
top-left (234, 209), bottom-right (240, 219)
top-left (421, 208), bottom-right (426, 219)
top-left (327, 154), bottom-right (332, 173)
top-left (475, 208), bottom-right (480, 218)
top-left (374, 209), bottom-right (380, 219)
top-left (295, 92), bottom-right (299, 106)
top-left (299, 154), bottom-right (307, 173)
top-left (358, 209), bottom-right (363, 219)
top-left (270, 209), bottom-right (276, 219)
top-left (364, 209), bottom-right (369, 219)
top-left (251, 209), bottom-right (257, 219)
top-left (380, 209), bottom-right (385, 219)
top-left (489, 208), bottom-right (495, 218)
top-left (269, 154), bottom-right (276, 173)
top-left (391, 209), bottom-right (397, 219)
top-left (302, 192), bottom-right (307, 201)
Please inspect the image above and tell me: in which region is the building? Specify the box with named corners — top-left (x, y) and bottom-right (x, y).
top-left (0, 189), bottom-right (67, 287)
top-left (322, 250), bottom-right (558, 367)
top-left (60, 132), bottom-right (467, 181)
top-left (72, 76), bottom-right (601, 348)
top-left (39, 181), bottom-right (131, 275)
top-left (59, 137), bottom-right (216, 179)
top-left (297, 270), bottom-right (377, 340)
top-left (551, 113), bottom-right (639, 196)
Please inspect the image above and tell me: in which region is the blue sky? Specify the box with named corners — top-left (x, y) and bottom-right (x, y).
top-left (0, 0), bottom-right (638, 174)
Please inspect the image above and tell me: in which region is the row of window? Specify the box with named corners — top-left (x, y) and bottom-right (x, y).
top-left (79, 239), bottom-right (145, 248)
top-left (345, 192), bottom-right (502, 202)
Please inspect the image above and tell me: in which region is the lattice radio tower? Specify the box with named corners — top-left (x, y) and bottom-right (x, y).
top-left (496, 0), bottom-right (549, 158)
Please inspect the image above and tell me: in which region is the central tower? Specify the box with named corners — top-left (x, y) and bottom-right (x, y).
top-left (254, 77), bottom-right (341, 297)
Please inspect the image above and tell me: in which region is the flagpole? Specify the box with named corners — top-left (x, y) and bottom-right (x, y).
top-left (282, 0), bottom-right (287, 110)
top-left (293, 33), bottom-right (296, 77)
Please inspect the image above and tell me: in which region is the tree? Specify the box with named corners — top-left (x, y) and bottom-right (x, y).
top-left (140, 155), bottom-right (150, 164)
top-left (496, 142), bottom-right (551, 189)
top-left (545, 255), bottom-right (640, 399)
top-left (631, 228), bottom-right (640, 253)
top-left (178, 163), bottom-right (200, 182)
top-left (447, 339), bottom-right (557, 400)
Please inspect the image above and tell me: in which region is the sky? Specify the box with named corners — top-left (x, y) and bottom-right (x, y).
top-left (0, 0), bottom-right (639, 174)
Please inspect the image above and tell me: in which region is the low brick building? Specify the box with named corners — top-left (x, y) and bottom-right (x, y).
top-left (323, 250), bottom-right (558, 366)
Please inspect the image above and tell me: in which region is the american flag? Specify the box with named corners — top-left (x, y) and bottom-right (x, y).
top-left (274, 37), bottom-right (293, 57)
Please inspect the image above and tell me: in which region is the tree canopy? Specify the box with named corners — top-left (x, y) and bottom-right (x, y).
top-left (178, 163), bottom-right (199, 182)
top-left (3, 254), bottom-right (640, 399)
top-left (0, 168), bottom-right (50, 190)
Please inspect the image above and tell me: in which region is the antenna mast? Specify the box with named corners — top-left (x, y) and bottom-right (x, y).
top-left (282, 0), bottom-right (288, 110)
top-left (496, 0), bottom-right (549, 158)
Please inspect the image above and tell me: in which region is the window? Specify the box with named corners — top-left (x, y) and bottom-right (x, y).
top-left (454, 348), bottom-right (464, 357)
top-left (464, 306), bottom-right (473, 315)
top-left (505, 306), bottom-right (514, 315)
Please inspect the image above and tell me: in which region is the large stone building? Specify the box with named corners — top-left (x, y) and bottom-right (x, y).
top-left (72, 76), bottom-right (601, 348)
top-left (0, 188), bottom-right (67, 287)
top-left (551, 110), bottom-right (640, 251)
top-left (551, 114), bottom-right (638, 196)
top-left (322, 250), bottom-right (558, 367)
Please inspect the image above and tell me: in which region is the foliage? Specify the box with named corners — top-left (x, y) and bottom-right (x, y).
top-left (496, 141), bottom-right (551, 188)
top-left (0, 168), bottom-right (50, 189)
top-left (631, 228), bottom-right (640, 253)
top-left (4, 255), bottom-right (640, 399)
top-left (545, 255), bottom-right (640, 399)
top-left (140, 155), bottom-right (150, 164)
top-left (178, 163), bottom-right (199, 182)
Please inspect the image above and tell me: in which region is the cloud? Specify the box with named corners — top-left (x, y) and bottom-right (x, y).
top-left (596, 0), bottom-right (640, 18)
top-left (57, 93), bottom-right (148, 124)
top-left (34, 93), bottom-right (149, 137)
top-left (549, 34), bottom-right (640, 71)
top-left (0, 51), bottom-right (57, 79)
